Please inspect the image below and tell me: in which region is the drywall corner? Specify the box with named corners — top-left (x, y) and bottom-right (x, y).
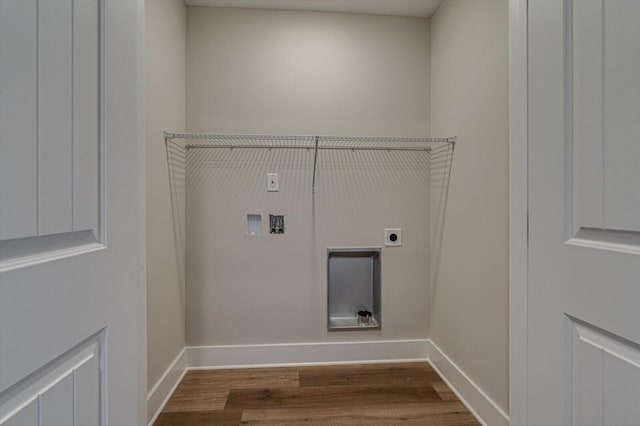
top-left (429, 0), bottom-right (510, 415)
top-left (145, 0), bottom-right (187, 399)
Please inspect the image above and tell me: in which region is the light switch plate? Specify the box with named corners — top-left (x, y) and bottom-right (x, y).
top-left (267, 173), bottom-right (279, 192)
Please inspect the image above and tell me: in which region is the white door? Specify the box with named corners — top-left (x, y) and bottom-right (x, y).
top-left (527, 0), bottom-right (640, 424)
top-left (0, 0), bottom-right (145, 425)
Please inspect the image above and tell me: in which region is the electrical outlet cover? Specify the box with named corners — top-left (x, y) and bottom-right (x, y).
top-left (384, 228), bottom-right (402, 247)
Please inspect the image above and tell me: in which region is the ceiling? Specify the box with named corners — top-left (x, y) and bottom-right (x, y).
top-left (183, 0), bottom-right (444, 18)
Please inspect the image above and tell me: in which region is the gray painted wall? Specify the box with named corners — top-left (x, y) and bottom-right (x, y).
top-left (145, 3), bottom-right (509, 415)
top-left (186, 7), bottom-right (430, 136)
top-left (145, 0), bottom-right (187, 392)
top-left (185, 7), bottom-right (432, 345)
top-left (429, 0), bottom-right (510, 412)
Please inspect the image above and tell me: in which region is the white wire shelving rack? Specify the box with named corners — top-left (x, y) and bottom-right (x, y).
top-left (164, 132), bottom-right (456, 193)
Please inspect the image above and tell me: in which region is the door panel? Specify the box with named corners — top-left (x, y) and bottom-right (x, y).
top-left (603, 0), bottom-right (640, 232)
top-left (0, 336), bottom-right (101, 425)
top-left (73, 0), bottom-right (101, 233)
top-left (38, 0), bottom-right (74, 235)
top-left (604, 353), bottom-right (640, 425)
top-left (0, 0), bottom-right (38, 240)
top-left (571, 0), bottom-right (640, 238)
top-left (0, 0), bottom-right (102, 270)
top-left (571, 0), bottom-right (605, 231)
top-left (39, 376), bottom-right (74, 426)
top-left (0, 0), bottom-right (143, 424)
top-left (528, 0), bottom-right (640, 424)
top-left (3, 401), bottom-right (37, 426)
top-left (571, 319), bottom-right (640, 426)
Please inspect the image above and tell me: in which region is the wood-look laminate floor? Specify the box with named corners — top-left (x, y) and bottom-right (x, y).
top-left (154, 362), bottom-right (480, 425)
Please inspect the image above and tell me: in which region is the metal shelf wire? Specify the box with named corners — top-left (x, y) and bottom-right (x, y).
top-left (164, 132), bottom-right (456, 193)
top-left (165, 132), bottom-right (454, 147)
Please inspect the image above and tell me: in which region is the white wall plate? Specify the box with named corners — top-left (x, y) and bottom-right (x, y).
top-left (384, 228), bottom-right (402, 247)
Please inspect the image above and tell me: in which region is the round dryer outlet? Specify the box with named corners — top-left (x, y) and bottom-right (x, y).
top-left (384, 228), bottom-right (402, 247)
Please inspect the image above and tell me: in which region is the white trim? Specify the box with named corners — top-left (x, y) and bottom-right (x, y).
top-left (509, 0), bottom-right (529, 425)
top-left (566, 237), bottom-right (640, 256)
top-left (426, 340), bottom-right (510, 426)
top-left (187, 339), bottom-right (429, 369)
top-left (566, 227), bottom-right (640, 256)
top-left (0, 242), bottom-right (105, 273)
top-left (147, 348), bottom-right (188, 426)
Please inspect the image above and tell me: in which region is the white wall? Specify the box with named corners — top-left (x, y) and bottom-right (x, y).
top-left (186, 7), bottom-right (430, 136)
top-left (145, 0), bottom-right (187, 392)
top-left (185, 7), bottom-right (432, 346)
top-left (429, 0), bottom-right (510, 413)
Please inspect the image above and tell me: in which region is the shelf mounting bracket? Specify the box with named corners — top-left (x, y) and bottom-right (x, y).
top-left (312, 136), bottom-right (319, 193)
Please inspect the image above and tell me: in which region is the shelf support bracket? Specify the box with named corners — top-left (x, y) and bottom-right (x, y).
top-left (163, 131), bottom-right (175, 142)
top-left (312, 136), bottom-right (319, 193)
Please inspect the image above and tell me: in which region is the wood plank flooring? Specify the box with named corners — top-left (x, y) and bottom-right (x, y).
top-left (154, 363), bottom-right (480, 425)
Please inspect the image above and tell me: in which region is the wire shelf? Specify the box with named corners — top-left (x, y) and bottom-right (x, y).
top-left (164, 132), bottom-right (456, 193)
top-left (164, 132), bottom-right (455, 152)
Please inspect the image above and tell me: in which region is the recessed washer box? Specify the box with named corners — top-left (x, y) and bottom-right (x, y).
top-left (327, 248), bottom-right (381, 331)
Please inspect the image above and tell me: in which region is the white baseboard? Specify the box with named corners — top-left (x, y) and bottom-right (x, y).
top-left (147, 347), bottom-right (188, 426)
top-left (187, 339), bottom-right (429, 369)
top-left (425, 339), bottom-right (509, 426)
top-left (148, 339), bottom-right (508, 426)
